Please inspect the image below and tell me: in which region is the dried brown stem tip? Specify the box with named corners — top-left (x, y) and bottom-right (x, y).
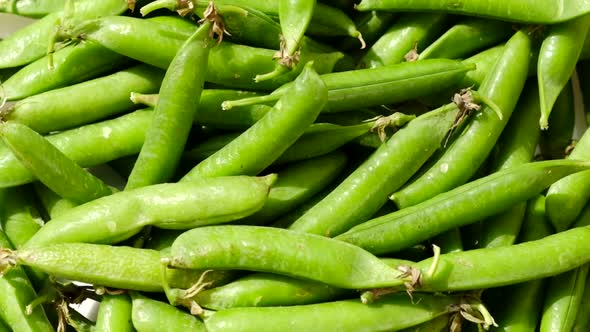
top-left (198, 1), bottom-right (230, 45)
top-left (0, 249), bottom-right (17, 275)
top-left (273, 35), bottom-right (301, 69)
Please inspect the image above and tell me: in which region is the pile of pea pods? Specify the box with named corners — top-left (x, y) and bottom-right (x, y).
top-left (3, 0), bottom-right (590, 331)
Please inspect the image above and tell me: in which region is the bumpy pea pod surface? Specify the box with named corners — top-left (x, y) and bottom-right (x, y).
top-left (338, 160), bottom-right (590, 255)
top-left (0, 122), bottom-right (114, 204)
top-left (355, 0), bottom-right (590, 24)
top-left (1, 243), bottom-right (227, 292)
top-left (95, 294), bottom-right (134, 332)
top-left (126, 18), bottom-right (213, 189)
top-left (204, 293), bottom-right (459, 332)
top-left (391, 29), bottom-right (532, 209)
top-left (24, 175), bottom-right (275, 247)
top-left (181, 65), bottom-right (327, 180)
top-left (0, 109), bottom-right (152, 187)
top-left (168, 225), bottom-right (404, 289)
top-left (0, 231), bottom-right (53, 332)
top-left (4, 64), bottom-right (164, 134)
top-left (131, 293), bottom-right (206, 332)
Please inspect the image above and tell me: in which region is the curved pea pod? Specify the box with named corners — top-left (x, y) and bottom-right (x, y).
top-left (72, 16), bottom-right (343, 91)
top-left (1, 243), bottom-right (231, 292)
top-left (204, 293), bottom-right (460, 332)
top-left (1, 41), bottom-right (129, 100)
top-left (0, 186), bottom-right (43, 249)
top-left (538, 14), bottom-right (590, 129)
top-left (0, 0), bottom-right (66, 17)
top-left (539, 80), bottom-right (575, 160)
top-left (546, 128), bottom-right (590, 232)
top-left (419, 17), bottom-right (513, 60)
top-left (238, 152), bottom-right (347, 226)
top-left (337, 160), bottom-right (590, 255)
top-left (95, 294), bottom-right (134, 332)
top-left (224, 59), bottom-right (475, 113)
top-left (168, 225), bottom-right (404, 289)
top-left (0, 0), bottom-right (128, 69)
top-left (540, 264), bottom-right (589, 332)
top-left (391, 30), bottom-right (532, 209)
top-left (126, 19), bottom-right (213, 190)
top-left (0, 109), bottom-right (152, 187)
top-left (479, 81), bottom-right (542, 249)
top-left (5, 64), bottom-right (163, 134)
top-left (181, 65), bottom-right (327, 180)
top-left (460, 44), bottom-right (505, 88)
top-left (339, 11), bottom-right (396, 51)
top-left (355, 0), bottom-right (590, 24)
top-left (358, 13), bottom-right (449, 68)
top-left (0, 122), bottom-right (114, 204)
top-left (131, 293), bottom-right (206, 332)
top-left (279, 0), bottom-right (316, 58)
top-left (0, 230), bottom-right (53, 332)
top-left (34, 182), bottom-right (77, 219)
top-left (24, 175), bottom-right (275, 247)
top-left (288, 103), bottom-right (453, 237)
top-left (490, 195), bottom-right (553, 332)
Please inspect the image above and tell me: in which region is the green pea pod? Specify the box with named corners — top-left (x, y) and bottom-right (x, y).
top-left (289, 103), bottom-right (461, 237)
top-left (538, 14), bottom-right (590, 129)
top-left (0, 0), bottom-right (128, 68)
top-left (0, 230), bottom-right (53, 332)
top-left (168, 225), bottom-right (404, 289)
top-left (131, 293), bottom-right (206, 332)
top-left (0, 66), bottom-right (19, 83)
top-left (0, 0), bottom-right (66, 17)
top-left (34, 182), bottom-right (77, 219)
top-left (479, 81), bottom-right (542, 249)
top-left (392, 30), bottom-right (532, 209)
top-left (5, 64), bottom-right (163, 134)
top-left (0, 317), bottom-right (8, 332)
top-left (419, 17), bottom-right (513, 60)
top-left (126, 20), bottom-right (212, 189)
top-left (355, 0), bottom-right (590, 24)
top-left (2, 41), bottom-right (129, 100)
top-left (181, 64), bottom-right (327, 180)
top-left (460, 44), bottom-right (505, 88)
top-left (358, 13), bottom-right (449, 68)
top-left (546, 128), bottom-right (590, 232)
top-left (540, 264), bottom-right (590, 332)
top-left (540, 79), bottom-right (575, 159)
top-left (223, 59), bottom-right (475, 113)
top-left (0, 109), bottom-right (152, 188)
top-left (279, 0), bottom-right (316, 57)
top-left (339, 11), bottom-right (396, 51)
top-left (573, 269), bottom-right (590, 331)
top-left (431, 228), bottom-right (463, 254)
top-left (398, 314), bottom-right (450, 332)
top-left (577, 60), bottom-right (590, 126)
top-left (1, 243), bottom-right (231, 292)
top-left (204, 293), bottom-right (459, 332)
top-left (95, 294), bottom-right (134, 332)
top-left (25, 175), bottom-right (275, 247)
top-left (238, 151), bottom-right (347, 226)
top-left (0, 122), bottom-right (114, 204)
top-left (490, 195), bottom-right (553, 332)
top-left (71, 16), bottom-right (343, 91)
top-left (0, 186), bottom-right (43, 249)
top-left (338, 160), bottom-right (590, 255)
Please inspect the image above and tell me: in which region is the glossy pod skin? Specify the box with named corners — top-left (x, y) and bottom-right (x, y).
top-left (358, 13), bottom-right (448, 68)
top-left (0, 122), bottom-right (114, 204)
top-left (2, 41), bottom-right (129, 101)
top-left (0, 0), bottom-right (128, 68)
top-left (418, 17), bottom-right (513, 60)
top-left (73, 16), bottom-right (343, 91)
top-left (126, 20), bottom-right (212, 189)
top-left (573, 268), bottom-right (590, 331)
top-left (0, 0), bottom-right (65, 17)
top-left (24, 175), bottom-right (275, 247)
top-left (337, 160), bottom-right (590, 255)
top-left (0, 109), bottom-right (152, 188)
top-left (288, 103), bottom-right (455, 237)
top-left (539, 80), bottom-right (575, 160)
top-left (5, 64), bottom-right (164, 134)
top-left (0, 231), bottom-right (53, 332)
top-left (391, 30), bottom-right (532, 209)
top-left (167, 225), bottom-right (404, 289)
top-left (460, 44), bottom-right (505, 88)
top-left (34, 182), bottom-right (77, 219)
top-left (355, 0), bottom-right (590, 24)
top-left (0, 186), bottom-right (43, 249)
top-left (95, 294), bottom-right (134, 332)
top-left (546, 127), bottom-right (590, 232)
top-left (204, 293), bottom-right (459, 332)
top-left (339, 11), bottom-right (396, 51)
top-left (181, 65), bottom-right (327, 180)
top-left (131, 293), bottom-right (207, 332)
top-left (2, 243), bottom-right (231, 292)
top-left (279, 0), bottom-right (316, 58)
top-left (224, 59), bottom-right (475, 113)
